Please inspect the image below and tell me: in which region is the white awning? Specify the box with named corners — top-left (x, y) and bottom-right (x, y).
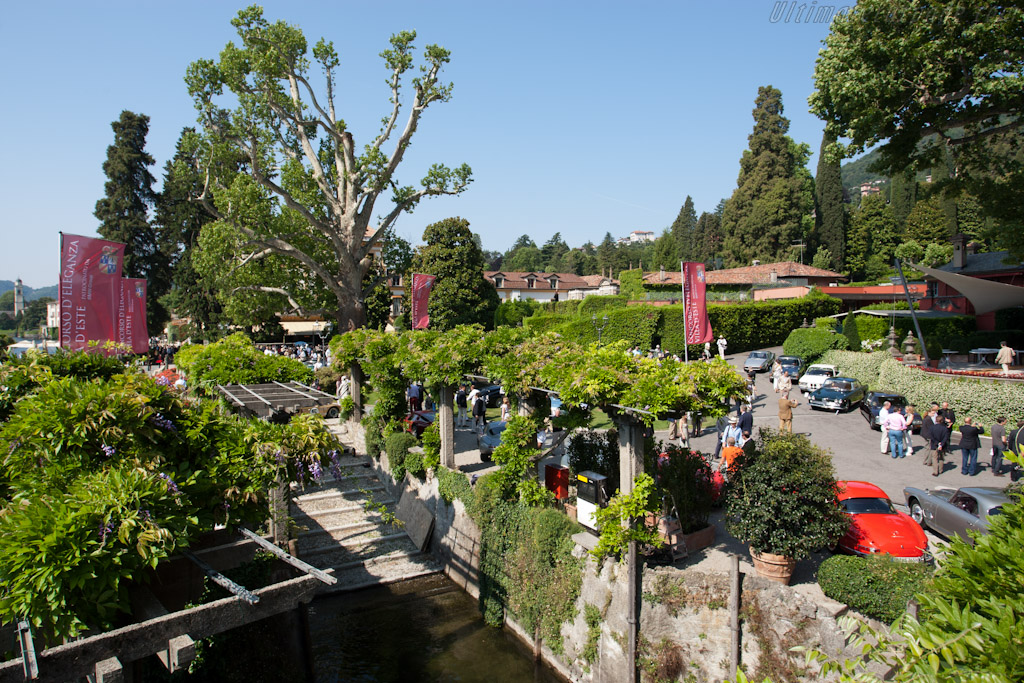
top-left (914, 263), bottom-right (1024, 315)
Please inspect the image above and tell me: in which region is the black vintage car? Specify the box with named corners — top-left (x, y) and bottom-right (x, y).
top-left (860, 391), bottom-right (924, 433)
top-left (807, 377), bottom-right (866, 412)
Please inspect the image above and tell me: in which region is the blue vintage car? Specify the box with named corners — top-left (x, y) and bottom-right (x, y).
top-left (777, 355), bottom-right (805, 379)
top-left (807, 377), bottom-right (866, 412)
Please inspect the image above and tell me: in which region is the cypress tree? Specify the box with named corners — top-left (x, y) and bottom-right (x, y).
top-left (720, 86), bottom-right (813, 266)
top-left (814, 132), bottom-right (845, 269)
top-left (94, 110), bottom-right (169, 332)
top-left (669, 196), bottom-right (698, 262)
top-left (695, 211), bottom-right (723, 268)
top-left (889, 166), bottom-right (917, 232)
top-left (153, 128), bottom-right (223, 339)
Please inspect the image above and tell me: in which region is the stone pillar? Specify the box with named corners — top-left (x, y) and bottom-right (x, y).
top-left (439, 384), bottom-right (455, 469)
top-left (615, 415), bottom-right (644, 683)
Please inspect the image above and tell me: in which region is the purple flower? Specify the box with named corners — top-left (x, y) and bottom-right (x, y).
top-left (329, 449), bottom-right (343, 480)
top-left (156, 376), bottom-right (171, 386)
top-left (149, 413), bottom-right (176, 432)
top-left (101, 444), bottom-right (116, 458)
top-left (158, 472), bottom-right (180, 494)
top-left (138, 509), bottom-right (152, 522)
top-left (295, 461), bottom-right (306, 486)
top-left (98, 520), bottom-right (116, 542)
top-left (309, 458), bottom-right (323, 482)
top-left (274, 450), bottom-right (286, 465)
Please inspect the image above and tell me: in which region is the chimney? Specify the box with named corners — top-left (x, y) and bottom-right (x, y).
top-left (951, 233), bottom-right (968, 269)
top-left (966, 241), bottom-right (979, 256)
top-left (752, 259), bottom-right (761, 266)
top-left (659, 266), bottom-right (665, 282)
top-left (770, 269), bottom-right (778, 283)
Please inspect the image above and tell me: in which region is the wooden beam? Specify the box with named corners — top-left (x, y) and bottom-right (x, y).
top-left (237, 528), bottom-right (336, 585)
top-left (93, 657), bottom-right (122, 683)
top-left (0, 574), bottom-right (321, 683)
top-left (131, 587), bottom-right (196, 673)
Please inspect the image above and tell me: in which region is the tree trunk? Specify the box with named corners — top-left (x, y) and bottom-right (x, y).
top-left (350, 364), bottom-right (364, 420)
top-left (439, 385), bottom-right (455, 469)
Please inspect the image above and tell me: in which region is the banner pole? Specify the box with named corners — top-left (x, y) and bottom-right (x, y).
top-left (681, 261), bottom-right (689, 363)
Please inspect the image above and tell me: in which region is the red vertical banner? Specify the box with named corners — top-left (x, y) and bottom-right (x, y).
top-left (59, 233), bottom-right (126, 352)
top-left (683, 262), bottom-right (713, 345)
top-left (119, 278), bottom-right (149, 354)
top-left (410, 273), bottom-right (436, 330)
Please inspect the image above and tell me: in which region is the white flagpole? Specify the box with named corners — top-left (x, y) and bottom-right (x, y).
top-left (681, 261), bottom-right (689, 363)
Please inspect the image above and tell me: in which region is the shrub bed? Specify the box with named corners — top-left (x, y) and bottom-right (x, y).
top-left (559, 305), bottom-right (661, 350)
top-left (817, 554), bottom-right (933, 623)
top-left (841, 313), bottom-right (975, 356)
top-left (173, 333), bottom-right (313, 389)
top-left (384, 431), bottom-right (419, 480)
top-left (818, 350), bottom-right (891, 388)
top-left (782, 328), bottom-right (850, 363)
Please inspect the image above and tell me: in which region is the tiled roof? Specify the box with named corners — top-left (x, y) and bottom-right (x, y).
top-left (484, 271), bottom-right (606, 290)
top-left (936, 250), bottom-right (1023, 275)
top-left (642, 262), bottom-right (845, 286)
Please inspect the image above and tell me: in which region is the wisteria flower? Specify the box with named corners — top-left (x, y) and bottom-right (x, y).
top-left (309, 458), bottom-right (323, 482)
top-left (101, 444), bottom-right (116, 458)
top-left (98, 520), bottom-right (117, 542)
top-left (158, 472), bottom-right (180, 494)
top-left (138, 509), bottom-right (152, 522)
top-left (149, 413), bottom-right (177, 432)
top-left (296, 461), bottom-right (306, 486)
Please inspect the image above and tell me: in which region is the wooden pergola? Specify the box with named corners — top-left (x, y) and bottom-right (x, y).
top-left (217, 381), bottom-right (338, 420)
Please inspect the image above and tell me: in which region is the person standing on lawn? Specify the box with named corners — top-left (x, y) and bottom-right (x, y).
top-left (958, 416), bottom-right (983, 476)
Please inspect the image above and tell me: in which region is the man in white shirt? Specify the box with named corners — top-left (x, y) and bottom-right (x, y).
top-left (878, 401), bottom-right (891, 454)
top-left (883, 409), bottom-right (908, 459)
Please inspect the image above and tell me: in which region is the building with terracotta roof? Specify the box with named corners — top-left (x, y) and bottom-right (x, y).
top-left (484, 271), bottom-right (618, 302)
top-left (642, 261), bottom-right (845, 288)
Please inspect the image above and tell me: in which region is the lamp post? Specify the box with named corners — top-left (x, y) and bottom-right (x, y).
top-left (592, 314), bottom-right (609, 344)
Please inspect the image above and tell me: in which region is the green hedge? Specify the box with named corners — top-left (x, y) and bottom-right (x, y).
top-left (437, 466), bottom-right (474, 506)
top-left (578, 295), bottom-right (629, 317)
top-left (818, 554), bottom-right (932, 623)
top-left (658, 289), bottom-right (842, 356)
top-left (782, 328), bottom-right (850, 363)
top-left (818, 351), bottom-right (890, 388)
top-left (173, 333), bottom-right (313, 388)
top-left (523, 313), bottom-right (570, 335)
top-left (384, 431), bottom-right (419, 480)
top-left (841, 313), bottom-right (975, 355)
top-left (819, 350), bottom-right (1024, 426)
top-left (539, 299), bottom-right (582, 316)
top-left (559, 305), bottom-right (661, 349)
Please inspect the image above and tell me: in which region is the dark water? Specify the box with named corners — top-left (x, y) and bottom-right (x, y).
top-left (307, 575), bottom-right (565, 683)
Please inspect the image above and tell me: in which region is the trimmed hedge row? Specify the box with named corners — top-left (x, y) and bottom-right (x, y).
top-left (782, 328), bottom-right (850, 364)
top-left (578, 295), bottom-right (629, 317)
top-left (818, 554), bottom-right (932, 624)
top-left (819, 350), bottom-right (1024, 427)
top-left (559, 306), bottom-right (661, 349)
top-left (523, 313), bottom-right (571, 335)
top-left (539, 299), bottom-right (583, 316)
top-left (841, 313), bottom-right (975, 355)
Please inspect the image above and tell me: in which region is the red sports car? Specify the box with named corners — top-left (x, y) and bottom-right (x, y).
top-left (835, 481), bottom-right (929, 560)
top-left (402, 410), bottom-right (436, 437)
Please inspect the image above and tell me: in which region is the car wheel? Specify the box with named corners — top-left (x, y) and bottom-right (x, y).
top-left (325, 406), bottom-right (340, 419)
top-left (909, 500), bottom-right (927, 528)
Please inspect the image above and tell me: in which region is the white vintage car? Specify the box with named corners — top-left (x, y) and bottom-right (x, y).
top-left (798, 363), bottom-right (839, 392)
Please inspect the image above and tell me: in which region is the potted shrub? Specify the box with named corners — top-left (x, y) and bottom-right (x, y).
top-left (725, 431), bottom-right (848, 584)
top-left (654, 446), bottom-right (717, 551)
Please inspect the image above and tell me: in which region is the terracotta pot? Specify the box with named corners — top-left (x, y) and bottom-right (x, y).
top-left (680, 524), bottom-right (716, 552)
top-left (749, 547), bottom-right (796, 585)
top-left (564, 503), bottom-right (577, 522)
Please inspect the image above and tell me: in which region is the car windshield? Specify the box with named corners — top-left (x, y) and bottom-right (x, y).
top-left (749, 352), bottom-right (767, 358)
top-left (824, 380), bottom-right (851, 391)
top-left (780, 358), bottom-right (799, 366)
top-left (807, 367), bottom-right (830, 375)
top-left (841, 497), bottom-right (895, 514)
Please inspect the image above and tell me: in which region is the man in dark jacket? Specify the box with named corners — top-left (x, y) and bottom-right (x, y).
top-left (991, 416), bottom-right (1008, 476)
top-left (920, 407), bottom-right (936, 467)
top-left (958, 417), bottom-right (983, 476)
top-left (938, 401), bottom-right (956, 429)
top-left (930, 417), bottom-right (950, 477)
top-left (737, 404), bottom-right (753, 435)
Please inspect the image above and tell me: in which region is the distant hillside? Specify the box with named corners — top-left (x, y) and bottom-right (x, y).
top-left (0, 280), bottom-right (58, 301)
top-left (840, 147), bottom-right (886, 189)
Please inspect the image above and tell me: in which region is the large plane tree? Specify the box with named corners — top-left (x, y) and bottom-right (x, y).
top-left (184, 6), bottom-right (471, 331)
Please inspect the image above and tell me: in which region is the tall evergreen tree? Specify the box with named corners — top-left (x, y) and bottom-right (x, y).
top-left (94, 110), bottom-right (169, 331)
top-left (889, 166), bottom-right (917, 232)
top-left (720, 87), bottom-right (813, 266)
top-left (695, 211), bottom-right (723, 268)
top-left (669, 196), bottom-right (698, 262)
top-left (651, 229), bottom-right (676, 270)
top-left (540, 232), bottom-right (569, 271)
top-left (410, 217), bottom-right (499, 330)
top-left (154, 128), bottom-right (223, 339)
top-left (846, 195), bottom-right (898, 279)
top-left (905, 195), bottom-right (950, 246)
top-left (814, 131), bottom-right (845, 269)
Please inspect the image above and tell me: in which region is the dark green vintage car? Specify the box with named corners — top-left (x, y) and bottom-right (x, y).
top-left (807, 377), bottom-right (865, 412)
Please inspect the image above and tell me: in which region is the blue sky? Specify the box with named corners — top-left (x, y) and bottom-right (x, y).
top-left (0, 0), bottom-right (846, 289)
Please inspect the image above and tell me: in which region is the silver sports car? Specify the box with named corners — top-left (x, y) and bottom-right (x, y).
top-left (903, 486), bottom-right (1011, 545)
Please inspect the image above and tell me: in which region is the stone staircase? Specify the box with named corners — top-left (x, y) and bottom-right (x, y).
top-left (289, 451), bottom-right (441, 594)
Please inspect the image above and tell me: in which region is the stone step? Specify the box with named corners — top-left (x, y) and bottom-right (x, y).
top-left (316, 549), bottom-right (443, 595)
top-left (299, 533), bottom-right (418, 568)
top-left (291, 501), bottom-right (394, 531)
top-left (290, 483), bottom-right (389, 514)
top-left (291, 470), bottom-right (380, 497)
top-left (296, 520), bottom-right (404, 555)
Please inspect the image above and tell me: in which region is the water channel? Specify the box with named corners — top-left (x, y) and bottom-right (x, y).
top-left (308, 574), bottom-right (564, 682)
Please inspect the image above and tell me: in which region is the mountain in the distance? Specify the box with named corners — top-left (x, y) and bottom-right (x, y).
top-left (0, 280), bottom-right (58, 301)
